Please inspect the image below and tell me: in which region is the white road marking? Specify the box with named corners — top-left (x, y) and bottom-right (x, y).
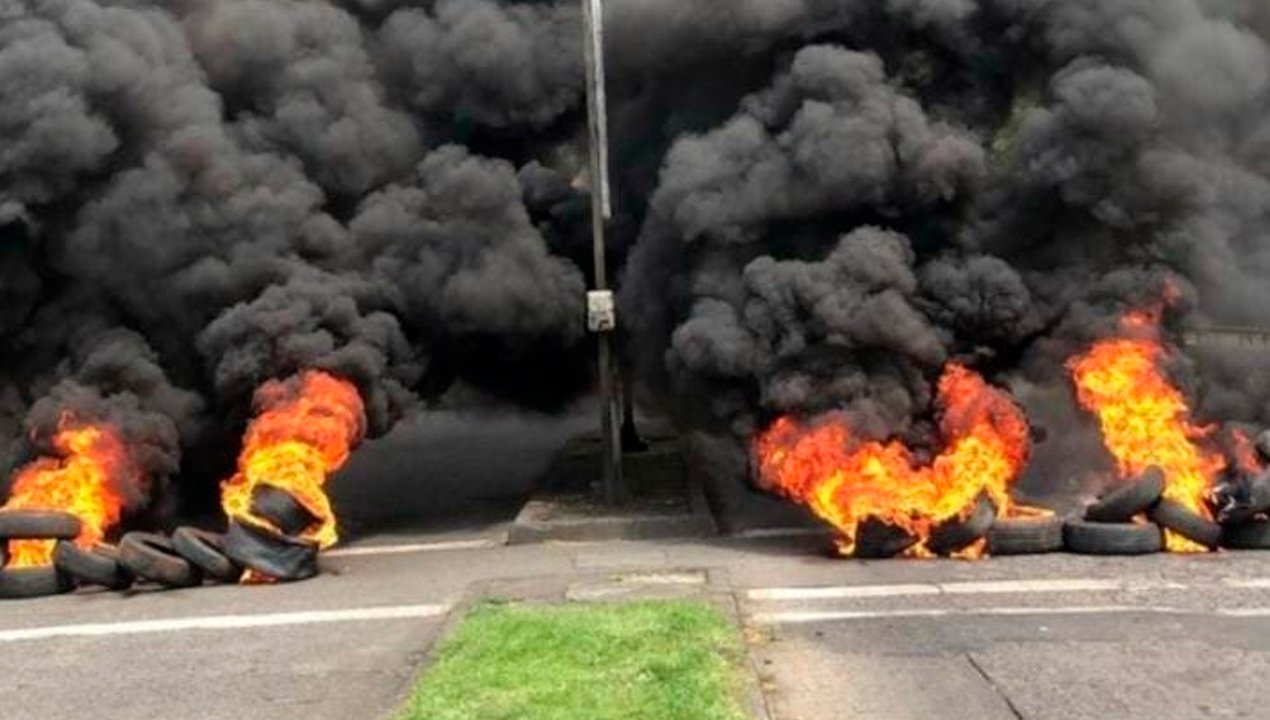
top-left (1223, 578), bottom-right (1270, 589)
top-left (748, 584), bottom-right (941, 601)
top-left (751, 605), bottom-right (1205, 625)
top-left (325, 538), bottom-right (499, 557)
top-left (0, 603), bottom-right (450, 643)
top-left (748, 577), bottom-right (1195, 602)
top-left (1216, 607), bottom-right (1270, 617)
top-left (733, 527), bottom-right (831, 539)
top-left (938, 578), bottom-right (1123, 594)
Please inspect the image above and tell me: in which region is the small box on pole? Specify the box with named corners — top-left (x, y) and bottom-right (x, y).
top-left (587, 290), bottom-right (616, 333)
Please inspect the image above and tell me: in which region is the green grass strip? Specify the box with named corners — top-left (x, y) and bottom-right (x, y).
top-left (396, 599), bottom-right (750, 720)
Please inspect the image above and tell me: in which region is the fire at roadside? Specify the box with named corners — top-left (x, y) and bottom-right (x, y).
top-left (756, 306), bottom-right (1270, 561)
top-left (0, 371), bottom-right (362, 599)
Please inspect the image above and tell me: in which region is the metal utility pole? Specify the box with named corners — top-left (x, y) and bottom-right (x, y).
top-left (581, 0), bottom-right (624, 505)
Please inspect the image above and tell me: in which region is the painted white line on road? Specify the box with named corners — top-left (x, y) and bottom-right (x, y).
top-left (733, 527), bottom-right (831, 539)
top-left (1223, 578), bottom-right (1270, 589)
top-left (939, 579), bottom-right (1123, 595)
top-left (748, 577), bottom-right (1193, 602)
top-left (325, 538), bottom-right (499, 557)
top-left (0, 603), bottom-right (450, 643)
top-left (748, 584), bottom-right (940, 601)
top-left (751, 605), bottom-right (1197, 625)
top-left (1216, 607), bottom-right (1270, 617)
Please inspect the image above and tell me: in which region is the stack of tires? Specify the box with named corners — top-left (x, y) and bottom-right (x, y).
top-left (1214, 468), bottom-right (1270, 551)
top-left (0, 511), bottom-right (80, 598)
top-left (1064, 466), bottom-right (1221, 554)
top-left (850, 492), bottom-right (1068, 559)
top-left (851, 493), bottom-right (1000, 558)
top-left (0, 486), bottom-right (322, 599)
top-left (222, 485), bottom-right (321, 582)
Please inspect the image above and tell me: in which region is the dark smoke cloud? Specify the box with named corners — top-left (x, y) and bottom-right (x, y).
top-left (622, 43), bottom-right (985, 437)
top-left (3, 0), bottom-right (1270, 520)
top-left (376, 0), bottom-right (583, 130)
top-left (181, 0), bottom-right (424, 197)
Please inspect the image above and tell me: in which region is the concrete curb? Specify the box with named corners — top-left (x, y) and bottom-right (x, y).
top-left (391, 566), bottom-right (773, 720)
top-left (507, 450), bottom-right (718, 544)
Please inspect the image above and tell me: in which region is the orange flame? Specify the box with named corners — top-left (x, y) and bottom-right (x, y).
top-left (755, 364), bottom-right (1031, 558)
top-left (3, 416), bottom-right (129, 568)
top-left (220, 371), bottom-right (365, 550)
top-left (1067, 311), bottom-right (1225, 552)
top-left (1229, 428), bottom-right (1265, 475)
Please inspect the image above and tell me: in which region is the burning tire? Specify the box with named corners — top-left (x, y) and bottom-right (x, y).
top-left (0, 510), bottom-right (82, 540)
top-left (986, 516), bottom-right (1064, 555)
top-left (852, 518), bottom-right (919, 559)
top-left (1063, 520), bottom-right (1163, 555)
top-left (119, 532), bottom-right (203, 588)
top-left (1084, 468), bottom-right (1165, 523)
top-left (172, 527), bottom-right (242, 583)
top-left (53, 541), bottom-right (134, 591)
top-left (0, 566), bottom-right (74, 599)
top-left (249, 486), bottom-right (319, 537)
top-left (1221, 519), bottom-right (1270, 550)
top-left (224, 520), bottom-right (319, 582)
top-left (1255, 430), bottom-right (1270, 464)
top-left (1215, 471), bottom-right (1270, 526)
top-left (929, 494), bottom-right (996, 556)
top-left (1148, 500), bottom-right (1222, 550)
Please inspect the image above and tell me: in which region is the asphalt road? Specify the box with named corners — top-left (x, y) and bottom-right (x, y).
top-left (5, 532), bottom-right (1270, 720)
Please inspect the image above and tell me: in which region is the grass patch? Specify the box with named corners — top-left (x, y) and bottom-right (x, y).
top-left (396, 599), bottom-right (750, 720)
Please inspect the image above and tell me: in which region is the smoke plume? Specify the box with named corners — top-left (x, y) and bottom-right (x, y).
top-left (3, 0), bottom-right (1270, 520)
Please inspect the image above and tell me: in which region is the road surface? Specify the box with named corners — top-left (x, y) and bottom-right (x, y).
top-left (3, 529), bottom-right (1270, 719)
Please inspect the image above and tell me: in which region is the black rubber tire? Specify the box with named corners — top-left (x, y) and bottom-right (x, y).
top-left (1246, 472), bottom-right (1270, 513)
top-left (119, 532), bottom-right (203, 588)
top-left (987, 515), bottom-right (1065, 555)
top-left (852, 518), bottom-right (919, 559)
top-left (1085, 468), bottom-right (1165, 523)
top-left (0, 566), bottom-right (74, 599)
top-left (53, 541), bottom-right (134, 590)
top-left (250, 485), bottom-right (318, 536)
top-left (1222, 519), bottom-right (1270, 549)
top-left (224, 520), bottom-right (319, 582)
top-left (1218, 471), bottom-right (1270, 525)
top-left (1148, 500), bottom-right (1221, 549)
top-left (0, 510), bottom-right (81, 540)
top-left (1063, 520), bottom-right (1163, 555)
top-left (929, 495), bottom-right (997, 556)
top-left (172, 527), bottom-right (242, 583)
top-left (1255, 430), bottom-right (1270, 464)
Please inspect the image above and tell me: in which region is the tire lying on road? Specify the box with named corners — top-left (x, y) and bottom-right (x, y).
top-left (53, 541), bottom-right (134, 590)
top-left (172, 527), bottom-right (242, 583)
top-left (929, 494), bottom-right (996, 556)
top-left (1148, 499), bottom-right (1221, 550)
top-left (224, 520), bottom-right (319, 581)
top-left (119, 532), bottom-right (203, 588)
top-left (1215, 470), bottom-right (1270, 526)
top-left (1063, 520), bottom-right (1163, 555)
top-left (249, 485), bottom-right (319, 537)
top-left (852, 517), bottom-right (919, 560)
top-left (0, 566), bottom-right (74, 599)
top-left (0, 510), bottom-right (81, 540)
top-left (1085, 467), bottom-right (1165, 523)
top-left (1221, 519), bottom-right (1270, 550)
top-left (986, 515), bottom-right (1065, 555)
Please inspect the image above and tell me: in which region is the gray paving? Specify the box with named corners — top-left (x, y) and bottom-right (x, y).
top-left (5, 531), bottom-right (1270, 719)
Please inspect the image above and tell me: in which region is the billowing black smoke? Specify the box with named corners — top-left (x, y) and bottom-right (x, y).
top-left (3, 0), bottom-right (1269, 520)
